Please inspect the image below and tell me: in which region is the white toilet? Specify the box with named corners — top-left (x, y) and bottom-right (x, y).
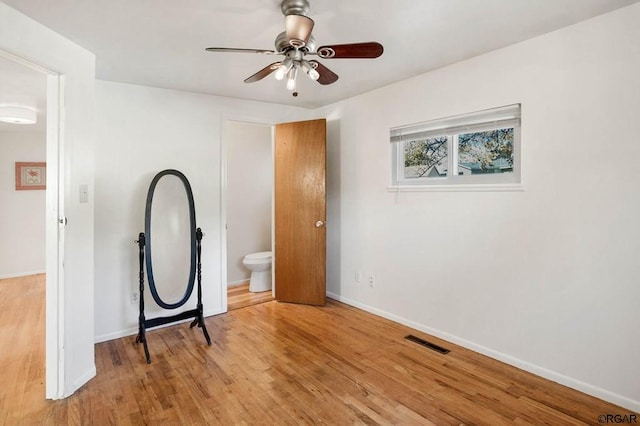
top-left (242, 251), bottom-right (272, 292)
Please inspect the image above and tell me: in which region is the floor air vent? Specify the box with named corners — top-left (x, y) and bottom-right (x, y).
top-left (405, 335), bottom-right (450, 354)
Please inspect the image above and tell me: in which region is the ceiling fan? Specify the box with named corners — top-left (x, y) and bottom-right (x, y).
top-left (205, 0), bottom-right (383, 96)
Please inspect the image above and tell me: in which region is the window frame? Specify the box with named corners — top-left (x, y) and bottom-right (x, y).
top-left (390, 104), bottom-right (522, 190)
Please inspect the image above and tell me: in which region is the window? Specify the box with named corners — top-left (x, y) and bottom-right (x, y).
top-left (390, 104), bottom-right (521, 189)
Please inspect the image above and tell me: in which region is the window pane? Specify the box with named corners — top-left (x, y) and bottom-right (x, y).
top-left (457, 128), bottom-right (514, 175)
top-left (403, 136), bottom-right (448, 179)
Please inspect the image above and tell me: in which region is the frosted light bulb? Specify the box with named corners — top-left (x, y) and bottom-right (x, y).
top-left (286, 65), bottom-right (298, 91)
top-left (299, 60), bottom-right (319, 81)
top-left (308, 68), bottom-right (320, 81)
top-left (275, 66), bottom-right (286, 80)
top-left (276, 57), bottom-right (293, 81)
top-left (286, 77), bottom-right (296, 91)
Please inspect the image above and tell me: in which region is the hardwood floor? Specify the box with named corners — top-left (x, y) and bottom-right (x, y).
top-left (1, 274), bottom-right (636, 425)
top-left (0, 274), bottom-right (46, 425)
top-left (227, 282), bottom-right (273, 311)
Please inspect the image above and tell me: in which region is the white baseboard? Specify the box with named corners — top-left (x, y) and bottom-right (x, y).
top-left (326, 292), bottom-right (640, 413)
top-left (65, 366), bottom-right (97, 398)
top-left (94, 308), bottom-right (225, 343)
top-left (227, 279), bottom-right (249, 287)
top-left (0, 270), bottom-right (46, 280)
top-left (95, 326), bottom-right (138, 343)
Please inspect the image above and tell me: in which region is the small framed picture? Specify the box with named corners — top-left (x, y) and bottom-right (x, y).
top-left (15, 162), bottom-right (46, 190)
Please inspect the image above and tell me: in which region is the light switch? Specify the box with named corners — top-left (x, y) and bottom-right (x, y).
top-left (79, 184), bottom-right (89, 203)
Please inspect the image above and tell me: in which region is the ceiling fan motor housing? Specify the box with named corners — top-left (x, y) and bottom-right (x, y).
top-left (275, 32), bottom-right (316, 53)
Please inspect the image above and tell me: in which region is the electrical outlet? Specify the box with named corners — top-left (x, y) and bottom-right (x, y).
top-left (368, 275), bottom-right (375, 287)
top-left (131, 292), bottom-right (139, 304)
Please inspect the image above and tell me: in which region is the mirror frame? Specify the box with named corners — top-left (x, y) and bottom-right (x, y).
top-left (144, 169), bottom-right (197, 310)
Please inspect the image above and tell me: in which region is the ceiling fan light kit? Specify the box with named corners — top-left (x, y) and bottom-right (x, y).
top-left (206, 0), bottom-right (383, 96)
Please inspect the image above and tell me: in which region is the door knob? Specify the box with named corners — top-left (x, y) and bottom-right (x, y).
top-left (315, 220), bottom-right (325, 228)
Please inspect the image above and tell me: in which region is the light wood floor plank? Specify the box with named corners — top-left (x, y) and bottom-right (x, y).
top-left (227, 282), bottom-right (273, 311)
top-left (1, 274), bottom-right (637, 424)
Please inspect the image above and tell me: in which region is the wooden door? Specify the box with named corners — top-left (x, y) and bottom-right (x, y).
top-left (274, 119), bottom-right (326, 305)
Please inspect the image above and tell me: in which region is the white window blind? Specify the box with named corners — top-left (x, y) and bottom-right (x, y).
top-left (390, 104), bottom-right (521, 143)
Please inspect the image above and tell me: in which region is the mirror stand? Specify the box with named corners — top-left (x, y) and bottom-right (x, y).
top-left (135, 228), bottom-right (211, 364)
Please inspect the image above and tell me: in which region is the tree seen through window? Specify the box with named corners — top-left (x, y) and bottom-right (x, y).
top-left (403, 128), bottom-right (514, 178)
top-left (458, 128), bottom-right (513, 174)
top-left (403, 136), bottom-right (448, 178)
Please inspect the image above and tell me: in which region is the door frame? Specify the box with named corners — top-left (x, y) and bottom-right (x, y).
top-left (220, 114), bottom-right (276, 312)
top-left (0, 49), bottom-right (65, 399)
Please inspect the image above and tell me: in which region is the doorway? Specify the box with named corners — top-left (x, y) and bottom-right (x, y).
top-left (223, 120), bottom-right (275, 311)
top-left (222, 118), bottom-right (328, 310)
top-left (0, 50), bottom-right (63, 399)
top-left (0, 57), bottom-right (46, 279)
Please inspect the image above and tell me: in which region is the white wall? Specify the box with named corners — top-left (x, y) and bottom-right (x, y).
top-left (318, 4), bottom-right (640, 411)
top-left (0, 131), bottom-right (46, 278)
top-left (94, 80), bottom-right (309, 341)
top-left (0, 3), bottom-right (96, 398)
top-left (225, 121), bottom-right (272, 285)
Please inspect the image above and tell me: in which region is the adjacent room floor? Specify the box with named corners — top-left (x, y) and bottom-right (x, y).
top-left (227, 282), bottom-right (273, 311)
top-left (1, 274), bottom-right (634, 424)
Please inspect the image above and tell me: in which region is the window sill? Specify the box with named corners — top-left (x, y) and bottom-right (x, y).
top-left (387, 183), bottom-right (524, 192)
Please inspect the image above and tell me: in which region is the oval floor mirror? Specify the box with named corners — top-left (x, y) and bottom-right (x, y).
top-left (135, 169), bottom-right (211, 363)
top-left (145, 169), bottom-right (196, 310)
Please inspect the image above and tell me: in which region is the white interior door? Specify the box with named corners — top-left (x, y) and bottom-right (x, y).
top-left (45, 73), bottom-right (64, 398)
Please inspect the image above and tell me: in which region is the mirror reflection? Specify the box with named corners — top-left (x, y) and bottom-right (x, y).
top-left (145, 172), bottom-right (195, 308)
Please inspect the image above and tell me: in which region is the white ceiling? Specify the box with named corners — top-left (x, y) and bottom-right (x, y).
top-left (3, 0), bottom-right (639, 109)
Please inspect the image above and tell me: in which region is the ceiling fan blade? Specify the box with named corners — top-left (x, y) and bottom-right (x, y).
top-left (309, 61), bottom-right (338, 85)
top-left (244, 62), bottom-right (282, 83)
top-left (206, 47), bottom-right (277, 55)
top-left (285, 14), bottom-right (314, 48)
top-left (315, 42), bottom-right (383, 59)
